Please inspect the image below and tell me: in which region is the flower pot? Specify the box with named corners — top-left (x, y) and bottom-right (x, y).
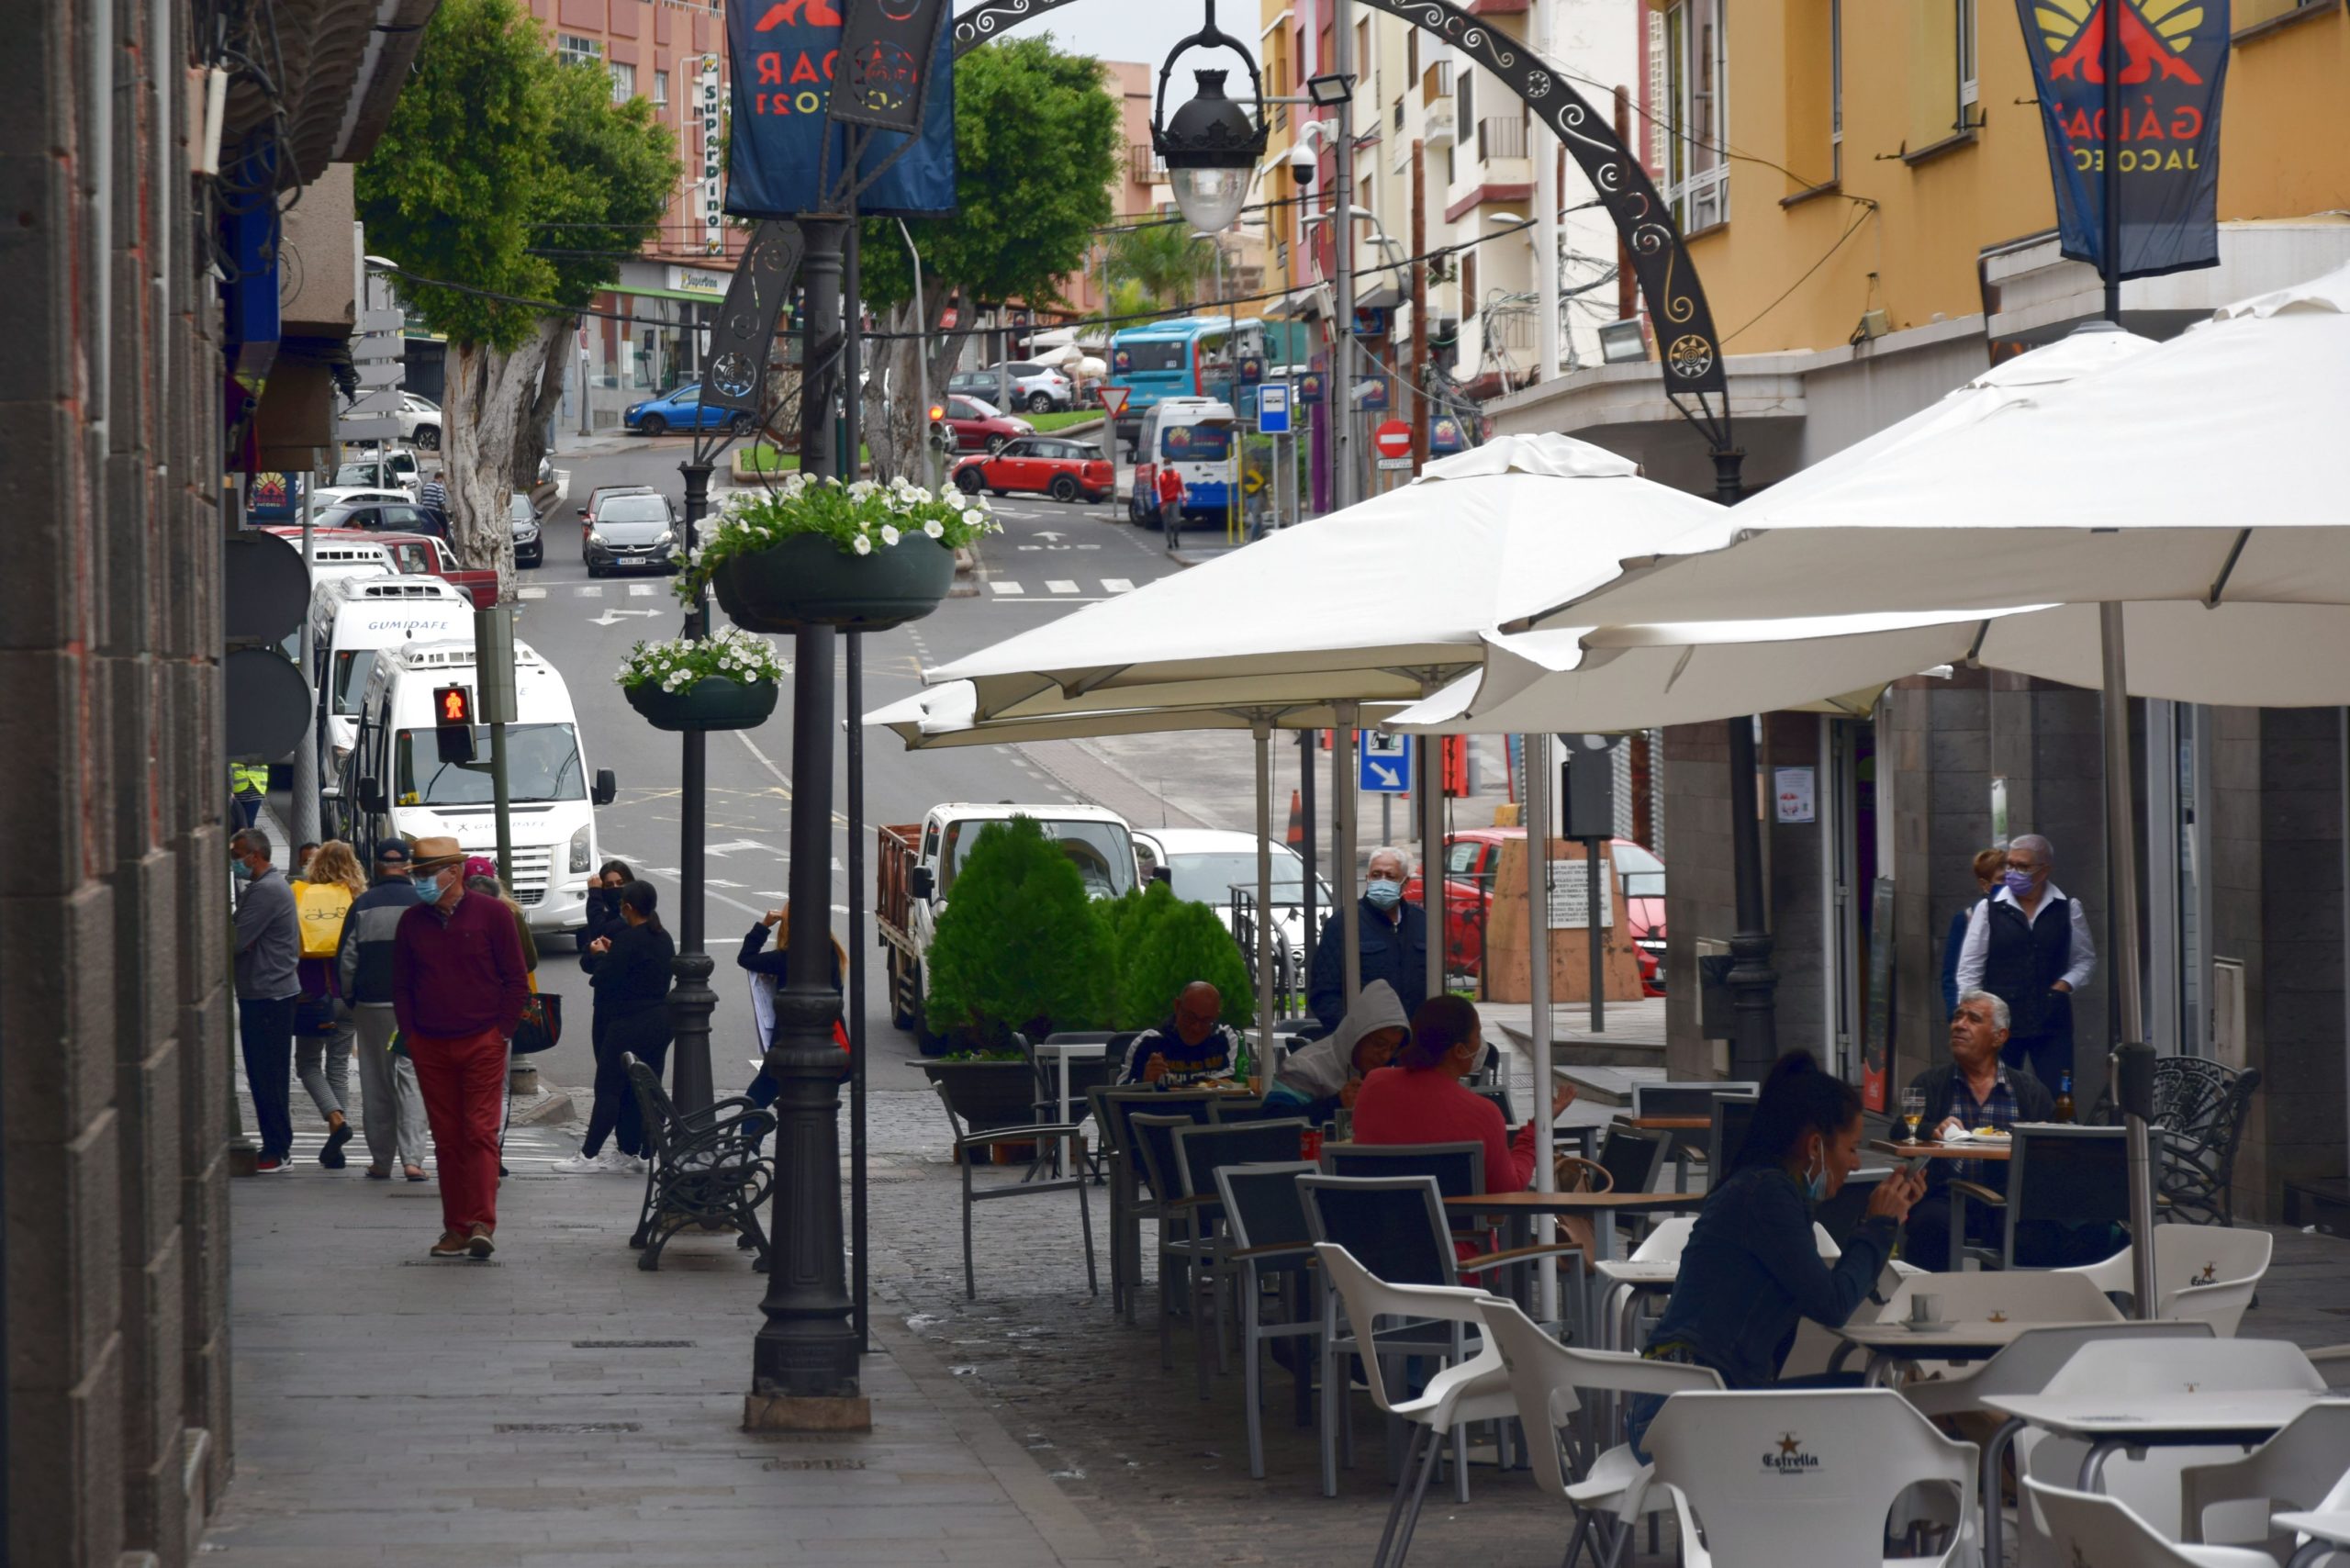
top-left (919, 1059), bottom-right (1038, 1135)
top-left (712, 532), bottom-right (955, 633)
top-left (623, 675), bottom-right (780, 732)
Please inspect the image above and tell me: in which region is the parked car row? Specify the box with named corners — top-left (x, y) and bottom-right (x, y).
top-left (946, 362), bottom-right (1075, 414)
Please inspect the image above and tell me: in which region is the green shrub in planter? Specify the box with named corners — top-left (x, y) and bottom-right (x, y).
top-left (1113, 890), bottom-right (1254, 1032)
top-left (923, 815), bottom-right (1113, 1048)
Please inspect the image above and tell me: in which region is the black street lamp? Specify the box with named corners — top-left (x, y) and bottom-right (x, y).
top-left (1152, 1), bottom-right (1267, 236)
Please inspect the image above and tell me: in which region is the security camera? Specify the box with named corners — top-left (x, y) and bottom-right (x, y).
top-left (1289, 143), bottom-right (1317, 187)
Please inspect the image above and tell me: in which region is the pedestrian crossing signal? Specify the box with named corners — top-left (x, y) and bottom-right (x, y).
top-left (432, 685), bottom-right (476, 765)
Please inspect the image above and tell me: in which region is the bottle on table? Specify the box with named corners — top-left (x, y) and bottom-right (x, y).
top-left (2053, 1070), bottom-right (2076, 1124)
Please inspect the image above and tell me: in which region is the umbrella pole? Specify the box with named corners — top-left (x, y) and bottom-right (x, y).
top-left (1255, 719), bottom-right (1276, 1076)
top-left (1423, 734), bottom-right (1445, 1015)
top-left (2099, 602), bottom-right (2161, 1319)
top-left (1337, 707), bottom-right (1360, 1019)
top-left (1526, 733), bottom-right (1559, 1325)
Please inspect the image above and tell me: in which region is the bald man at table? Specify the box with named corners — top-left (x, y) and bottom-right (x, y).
top-left (1903, 990), bottom-right (2053, 1271)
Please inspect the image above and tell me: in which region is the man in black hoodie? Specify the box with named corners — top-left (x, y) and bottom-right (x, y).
top-left (336, 838), bottom-right (432, 1181)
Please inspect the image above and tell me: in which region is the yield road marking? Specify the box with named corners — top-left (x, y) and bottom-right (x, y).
top-left (518, 587), bottom-right (548, 599)
top-left (628, 582), bottom-right (659, 596)
top-left (990, 581), bottom-right (1024, 595)
top-left (1046, 579), bottom-right (1080, 594)
top-left (705, 840), bottom-right (777, 857)
top-left (1102, 577), bottom-right (1134, 593)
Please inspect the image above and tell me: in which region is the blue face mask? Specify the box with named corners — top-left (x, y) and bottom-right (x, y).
top-left (1804, 1150), bottom-right (1829, 1204)
top-left (1364, 879), bottom-right (1403, 910)
top-left (413, 869), bottom-right (443, 901)
top-left (230, 859), bottom-right (252, 882)
top-left (2002, 868), bottom-right (2035, 896)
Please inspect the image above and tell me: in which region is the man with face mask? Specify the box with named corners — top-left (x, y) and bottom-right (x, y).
top-left (1953, 833), bottom-right (2096, 1090)
top-left (230, 826), bottom-right (303, 1172)
top-left (1305, 846), bottom-right (1431, 1034)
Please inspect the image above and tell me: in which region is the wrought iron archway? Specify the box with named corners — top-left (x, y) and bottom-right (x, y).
top-left (953, 0), bottom-right (1736, 461)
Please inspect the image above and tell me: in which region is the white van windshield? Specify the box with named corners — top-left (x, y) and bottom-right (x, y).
top-left (939, 818), bottom-right (1135, 900)
top-left (396, 723), bottom-right (586, 805)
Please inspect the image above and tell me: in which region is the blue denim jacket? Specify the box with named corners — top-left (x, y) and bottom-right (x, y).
top-left (1641, 1163), bottom-right (1896, 1390)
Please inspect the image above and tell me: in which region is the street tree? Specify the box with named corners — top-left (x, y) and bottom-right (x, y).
top-left (1105, 219), bottom-right (1221, 316)
top-left (855, 37), bottom-right (1120, 482)
top-left (355, 0), bottom-right (676, 590)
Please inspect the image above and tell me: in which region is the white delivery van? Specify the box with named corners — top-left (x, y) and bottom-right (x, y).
top-left (307, 575), bottom-right (475, 773)
top-left (338, 638), bottom-right (616, 934)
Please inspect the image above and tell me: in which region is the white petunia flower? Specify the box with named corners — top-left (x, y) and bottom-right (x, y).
top-left (879, 524), bottom-right (901, 546)
top-left (923, 518), bottom-right (944, 538)
top-left (852, 534), bottom-right (872, 555)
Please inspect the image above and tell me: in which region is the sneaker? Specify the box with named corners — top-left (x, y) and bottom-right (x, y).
top-left (625, 1155), bottom-right (650, 1174)
top-left (429, 1231), bottom-right (469, 1259)
top-left (254, 1155), bottom-right (288, 1174)
top-left (466, 1225), bottom-right (496, 1260)
top-left (551, 1151), bottom-right (617, 1174)
top-left (319, 1120), bottom-right (353, 1170)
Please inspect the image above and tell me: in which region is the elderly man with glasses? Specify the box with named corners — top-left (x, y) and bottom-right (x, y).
top-left (1306, 845), bottom-right (1431, 1036)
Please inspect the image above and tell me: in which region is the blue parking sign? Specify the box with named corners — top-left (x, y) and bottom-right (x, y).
top-left (1360, 732), bottom-right (1410, 793)
top-left (1257, 383), bottom-right (1292, 434)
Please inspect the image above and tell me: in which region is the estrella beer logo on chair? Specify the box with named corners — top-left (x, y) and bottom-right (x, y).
top-left (1762, 1432), bottom-right (1820, 1473)
top-left (2011, 0), bottom-right (2230, 280)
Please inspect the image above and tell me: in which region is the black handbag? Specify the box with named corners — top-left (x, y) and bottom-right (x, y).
top-left (292, 993), bottom-right (338, 1035)
top-left (512, 991), bottom-right (564, 1055)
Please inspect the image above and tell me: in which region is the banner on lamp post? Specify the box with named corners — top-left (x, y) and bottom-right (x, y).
top-left (2011, 0), bottom-right (2229, 282)
top-left (724, 0), bottom-right (957, 218)
top-left (833, 0), bottom-right (953, 135)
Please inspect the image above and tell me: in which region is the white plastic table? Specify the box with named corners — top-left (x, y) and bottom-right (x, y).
top-left (2272, 1510), bottom-right (2350, 1568)
top-left (1983, 1391), bottom-right (2329, 1491)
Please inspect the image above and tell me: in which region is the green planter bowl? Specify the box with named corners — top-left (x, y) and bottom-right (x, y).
top-left (919, 1058), bottom-right (1037, 1134)
top-left (712, 532), bottom-right (955, 633)
top-left (623, 675), bottom-right (779, 733)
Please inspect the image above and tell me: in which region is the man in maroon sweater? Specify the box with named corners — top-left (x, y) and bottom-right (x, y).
top-left (393, 837), bottom-right (531, 1259)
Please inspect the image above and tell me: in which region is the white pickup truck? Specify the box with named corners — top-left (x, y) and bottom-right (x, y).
top-left (877, 802), bottom-right (1140, 1045)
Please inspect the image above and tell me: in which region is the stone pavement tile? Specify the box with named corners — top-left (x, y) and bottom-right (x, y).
top-left (206, 1149), bottom-right (1118, 1566)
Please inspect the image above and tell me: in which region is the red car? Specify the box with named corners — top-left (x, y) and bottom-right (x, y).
top-left (934, 394), bottom-right (1034, 454)
top-left (259, 524), bottom-right (499, 607)
top-left (1404, 828), bottom-right (1668, 996)
top-left (953, 436), bottom-right (1114, 503)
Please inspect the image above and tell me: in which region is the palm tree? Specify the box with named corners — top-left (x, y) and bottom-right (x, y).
top-left (1108, 220), bottom-right (1222, 315)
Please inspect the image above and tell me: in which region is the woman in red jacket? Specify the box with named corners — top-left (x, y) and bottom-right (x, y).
top-left (1352, 994), bottom-right (1574, 1190)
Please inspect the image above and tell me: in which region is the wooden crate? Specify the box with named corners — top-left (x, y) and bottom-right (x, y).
top-left (1481, 837), bottom-right (1645, 1004)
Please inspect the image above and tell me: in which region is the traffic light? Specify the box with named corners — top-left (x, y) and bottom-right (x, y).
top-left (432, 684), bottom-right (476, 765)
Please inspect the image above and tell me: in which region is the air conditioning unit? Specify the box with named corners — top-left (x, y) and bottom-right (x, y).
top-left (2210, 957), bottom-right (2246, 1070)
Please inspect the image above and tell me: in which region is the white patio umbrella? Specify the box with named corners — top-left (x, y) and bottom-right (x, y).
top-left (1500, 263), bottom-right (2350, 1319)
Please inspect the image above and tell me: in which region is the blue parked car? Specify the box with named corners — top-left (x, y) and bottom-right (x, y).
top-left (622, 384), bottom-right (755, 438)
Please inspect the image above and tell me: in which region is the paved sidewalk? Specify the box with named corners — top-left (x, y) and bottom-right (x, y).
top-left (203, 1126), bottom-right (1118, 1567)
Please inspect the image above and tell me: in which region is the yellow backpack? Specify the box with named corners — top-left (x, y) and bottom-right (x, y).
top-left (292, 880), bottom-right (354, 959)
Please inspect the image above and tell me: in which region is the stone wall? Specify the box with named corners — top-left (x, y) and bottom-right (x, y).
top-left (1, 1), bottom-right (231, 1561)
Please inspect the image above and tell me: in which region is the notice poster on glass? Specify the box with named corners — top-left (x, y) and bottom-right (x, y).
top-left (1544, 865), bottom-right (1615, 931)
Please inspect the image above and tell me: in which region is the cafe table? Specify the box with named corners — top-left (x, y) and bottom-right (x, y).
top-left (1620, 1115), bottom-right (1714, 1191)
top-left (1836, 1317), bottom-right (2109, 1386)
top-left (1445, 1190), bottom-right (1707, 1338)
top-left (1031, 1038), bottom-right (1108, 1125)
top-left (1981, 1391), bottom-right (2335, 1491)
top-left (2272, 1510), bottom-right (2350, 1568)
top-left (1869, 1137), bottom-right (2013, 1163)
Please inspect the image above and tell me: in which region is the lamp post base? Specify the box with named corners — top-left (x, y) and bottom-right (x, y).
top-left (743, 1391), bottom-right (872, 1433)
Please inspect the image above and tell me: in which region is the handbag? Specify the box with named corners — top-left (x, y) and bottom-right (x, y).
top-left (511, 991), bottom-right (564, 1056)
top-left (292, 993), bottom-right (338, 1034)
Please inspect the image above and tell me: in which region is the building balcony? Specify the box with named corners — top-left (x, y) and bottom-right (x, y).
top-left (1424, 99), bottom-right (1457, 150)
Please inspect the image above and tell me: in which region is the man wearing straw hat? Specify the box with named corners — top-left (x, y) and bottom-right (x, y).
top-left (392, 836), bottom-right (530, 1259)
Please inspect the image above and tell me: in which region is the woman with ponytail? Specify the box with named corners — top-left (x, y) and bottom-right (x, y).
top-left (1627, 1051), bottom-right (1927, 1451)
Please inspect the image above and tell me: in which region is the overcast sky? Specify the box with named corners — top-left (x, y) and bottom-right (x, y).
top-left (954, 4), bottom-right (1199, 71)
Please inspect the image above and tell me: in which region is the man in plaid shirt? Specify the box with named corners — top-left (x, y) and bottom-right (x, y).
top-left (1900, 990), bottom-right (2054, 1270)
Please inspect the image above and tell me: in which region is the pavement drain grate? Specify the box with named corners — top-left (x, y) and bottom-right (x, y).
top-left (570, 1339), bottom-right (697, 1348)
top-left (763, 1458), bottom-right (866, 1472)
top-left (495, 1422), bottom-right (643, 1434)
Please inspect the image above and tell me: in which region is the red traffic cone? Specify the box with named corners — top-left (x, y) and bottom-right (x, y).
top-left (1285, 789), bottom-right (1305, 846)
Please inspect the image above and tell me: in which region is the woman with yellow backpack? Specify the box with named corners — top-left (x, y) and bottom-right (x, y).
top-left (292, 840), bottom-right (368, 1169)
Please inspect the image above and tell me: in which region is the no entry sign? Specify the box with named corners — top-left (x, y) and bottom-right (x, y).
top-left (1371, 419), bottom-right (1411, 459)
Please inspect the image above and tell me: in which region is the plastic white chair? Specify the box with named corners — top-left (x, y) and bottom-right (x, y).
top-left (1476, 1297), bottom-right (1723, 1568)
top-left (2058, 1226), bottom-right (2274, 1334)
top-left (2178, 1404), bottom-right (2350, 1553)
top-left (1877, 1266), bottom-right (2125, 1327)
top-left (2014, 1338), bottom-right (2329, 1564)
top-left (1313, 1243), bottom-right (1519, 1568)
top-left (1644, 1388), bottom-right (1980, 1568)
top-left (2023, 1478), bottom-right (2277, 1568)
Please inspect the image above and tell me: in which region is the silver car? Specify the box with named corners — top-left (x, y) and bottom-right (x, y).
top-left (582, 491), bottom-right (677, 577)
top-left (950, 362), bottom-right (1075, 414)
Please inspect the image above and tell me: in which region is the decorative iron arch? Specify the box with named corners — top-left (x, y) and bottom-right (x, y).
top-left (953, 0), bottom-right (1734, 454)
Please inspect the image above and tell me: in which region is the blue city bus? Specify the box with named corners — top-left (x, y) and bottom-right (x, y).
top-left (1107, 315), bottom-right (1267, 442)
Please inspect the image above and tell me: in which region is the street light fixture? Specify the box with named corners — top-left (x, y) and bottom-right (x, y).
top-left (1596, 317), bottom-right (1650, 364)
top-left (1304, 71), bottom-right (1354, 107)
top-left (1153, 2), bottom-right (1268, 236)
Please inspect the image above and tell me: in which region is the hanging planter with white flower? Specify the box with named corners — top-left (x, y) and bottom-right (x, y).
top-left (614, 627), bottom-right (788, 732)
top-left (676, 475), bottom-right (998, 634)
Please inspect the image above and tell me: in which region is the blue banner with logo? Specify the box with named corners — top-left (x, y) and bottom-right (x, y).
top-left (726, 0), bottom-right (957, 219)
top-left (2012, 0), bottom-right (2228, 281)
